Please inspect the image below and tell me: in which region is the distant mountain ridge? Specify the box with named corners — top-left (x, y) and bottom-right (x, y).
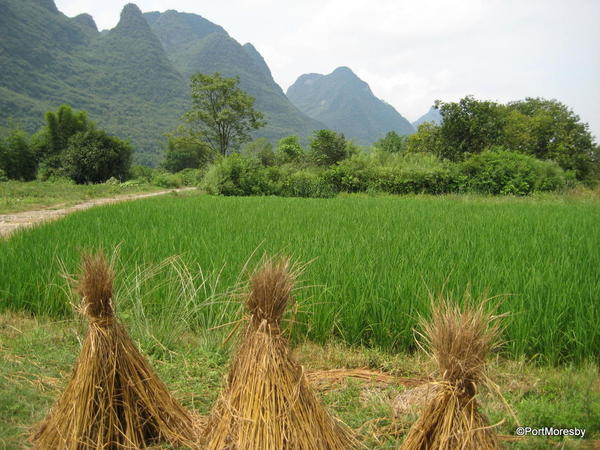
top-left (286, 67), bottom-right (415, 144)
top-left (412, 106), bottom-right (443, 128)
top-left (0, 0), bottom-right (323, 164)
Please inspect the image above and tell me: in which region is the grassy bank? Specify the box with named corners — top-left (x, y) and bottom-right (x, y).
top-left (1, 193), bottom-right (598, 364)
top-left (0, 180), bottom-right (164, 214)
top-left (0, 313), bottom-right (597, 449)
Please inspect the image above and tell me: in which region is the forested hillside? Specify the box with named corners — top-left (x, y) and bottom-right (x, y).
top-left (0, 0), bottom-right (323, 164)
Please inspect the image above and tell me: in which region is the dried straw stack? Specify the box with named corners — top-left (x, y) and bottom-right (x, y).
top-left (205, 257), bottom-right (360, 450)
top-left (401, 297), bottom-right (502, 450)
top-left (31, 252), bottom-right (202, 449)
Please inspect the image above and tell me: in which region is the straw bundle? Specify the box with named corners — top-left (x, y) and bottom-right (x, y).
top-left (31, 252), bottom-right (201, 449)
top-left (401, 297), bottom-right (502, 450)
top-left (205, 257), bottom-right (359, 450)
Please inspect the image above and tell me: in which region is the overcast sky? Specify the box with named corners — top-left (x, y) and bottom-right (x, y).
top-left (54, 0), bottom-right (600, 139)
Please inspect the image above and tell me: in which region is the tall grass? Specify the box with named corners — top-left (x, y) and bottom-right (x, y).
top-left (1, 194), bottom-right (598, 364)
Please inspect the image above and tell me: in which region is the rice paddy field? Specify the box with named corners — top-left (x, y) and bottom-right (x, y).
top-left (1, 192), bottom-right (599, 365)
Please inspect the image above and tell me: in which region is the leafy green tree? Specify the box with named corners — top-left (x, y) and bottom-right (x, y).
top-left (309, 130), bottom-right (349, 166)
top-left (36, 104), bottom-right (91, 165)
top-left (276, 135), bottom-right (304, 163)
top-left (405, 122), bottom-right (443, 155)
top-left (242, 138), bottom-right (276, 166)
top-left (375, 131), bottom-right (406, 153)
top-left (61, 129), bottom-right (132, 183)
top-left (183, 73), bottom-right (266, 156)
top-left (0, 129), bottom-right (37, 180)
top-left (504, 98), bottom-right (596, 179)
top-left (436, 96), bottom-right (507, 161)
top-left (162, 126), bottom-right (213, 173)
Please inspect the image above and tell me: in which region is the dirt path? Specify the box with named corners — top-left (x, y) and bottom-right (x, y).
top-left (0, 187), bottom-right (196, 238)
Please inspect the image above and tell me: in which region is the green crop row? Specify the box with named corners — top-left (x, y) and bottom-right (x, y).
top-left (1, 194), bottom-right (598, 364)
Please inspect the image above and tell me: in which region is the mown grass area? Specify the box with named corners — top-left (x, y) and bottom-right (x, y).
top-left (0, 180), bottom-right (164, 214)
top-left (0, 313), bottom-right (597, 449)
top-left (0, 193), bottom-right (599, 364)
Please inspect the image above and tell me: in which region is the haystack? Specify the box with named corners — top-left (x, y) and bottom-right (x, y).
top-left (205, 257), bottom-right (359, 450)
top-left (401, 297), bottom-right (502, 450)
top-left (31, 252), bottom-right (201, 449)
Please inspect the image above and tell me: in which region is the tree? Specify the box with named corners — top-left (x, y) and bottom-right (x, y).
top-left (242, 138), bottom-right (276, 166)
top-left (504, 98), bottom-right (596, 179)
top-left (374, 131), bottom-right (406, 153)
top-left (276, 135), bottom-right (304, 163)
top-left (61, 129), bottom-right (131, 184)
top-left (162, 126), bottom-right (213, 173)
top-left (36, 104), bottom-right (91, 165)
top-left (436, 96), bottom-right (507, 161)
top-left (405, 122), bottom-right (443, 155)
top-left (0, 129), bottom-right (37, 181)
top-left (184, 73), bottom-right (266, 156)
top-left (309, 130), bottom-right (349, 166)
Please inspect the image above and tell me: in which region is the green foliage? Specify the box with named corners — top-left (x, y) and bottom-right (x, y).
top-left (310, 129), bottom-right (350, 166)
top-left (162, 127), bottom-right (214, 173)
top-left (460, 148), bottom-right (573, 195)
top-left (183, 72), bottom-right (266, 156)
top-left (38, 105), bottom-right (91, 161)
top-left (280, 170), bottom-right (335, 198)
top-left (0, 129), bottom-right (37, 181)
top-left (374, 131), bottom-right (406, 153)
top-left (430, 96), bottom-right (597, 181)
top-left (60, 129), bottom-right (132, 184)
top-left (241, 138), bottom-right (275, 166)
top-left (150, 168), bottom-right (200, 188)
top-left (405, 122), bottom-right (443, 155)
top-left (276, 135), bottom-right (304, 163)
top-left (372, 155), bottom-right (461, 195)
top-left (130, 164), bottom-right (155, 182)
top-left (504, 98), bottom-right (596, 180)
top-left (201, 153), bottom-right (278, 196)
top-left (436, 96), bottom-right (507, 161)
top-left (322, 154), bottom-right (377, 193)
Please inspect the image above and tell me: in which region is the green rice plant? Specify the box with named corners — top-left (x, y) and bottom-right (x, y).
top-left (1, 194), bottom-right (599, 364)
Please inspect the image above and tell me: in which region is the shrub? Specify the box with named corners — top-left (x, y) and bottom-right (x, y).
top-left (310, 130), bottom-right (350, 166)
top-left (460, 148), bottom-right (572, 195)
top-left (61, 129), bottom-right (132, 184)
top-left (151, 171), bottom-right (183, 188)
top-left (177, 168), bottom-right (203, 186)
top-left (201, 154), bottom-right (278, 196)
top-left (276, 135), bottom-right (304, 164)
top-left (371, 165), bottom-right (460, 195)
top-left (280, 170), bottom-right (335, 198)
top-left (130, 164), bottom-right (156, 182)
top-left (243, 138), bottom-right (276, 166)
top-left (322, 154), bottom-right (377, 193)
top-left (162, 135), bottom-right (213, 173)
top-left (0, 129), bottom-right (38, 181)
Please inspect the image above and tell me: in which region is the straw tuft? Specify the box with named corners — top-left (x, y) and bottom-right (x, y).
top-left (76, 251), bottom-right (115, 319)
top-left (31, 251), bottom-right (203, 449)
top-left (401, 296), bottom-right (502, 450)
top-left (206, 256), bottom-right (360, 450)
top-left (247, 257), bottom-right (295, 325)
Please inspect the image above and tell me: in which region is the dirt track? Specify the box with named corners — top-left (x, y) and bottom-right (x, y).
top-left (0, 188), bottom-right (196, 238)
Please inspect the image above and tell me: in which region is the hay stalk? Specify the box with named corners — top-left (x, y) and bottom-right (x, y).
top-left (206, 257), bottom-right (360, 449)
top-left (401, 296), bottom-right (502, 450)
top-left (31, 251), bottom-right (202, 449)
